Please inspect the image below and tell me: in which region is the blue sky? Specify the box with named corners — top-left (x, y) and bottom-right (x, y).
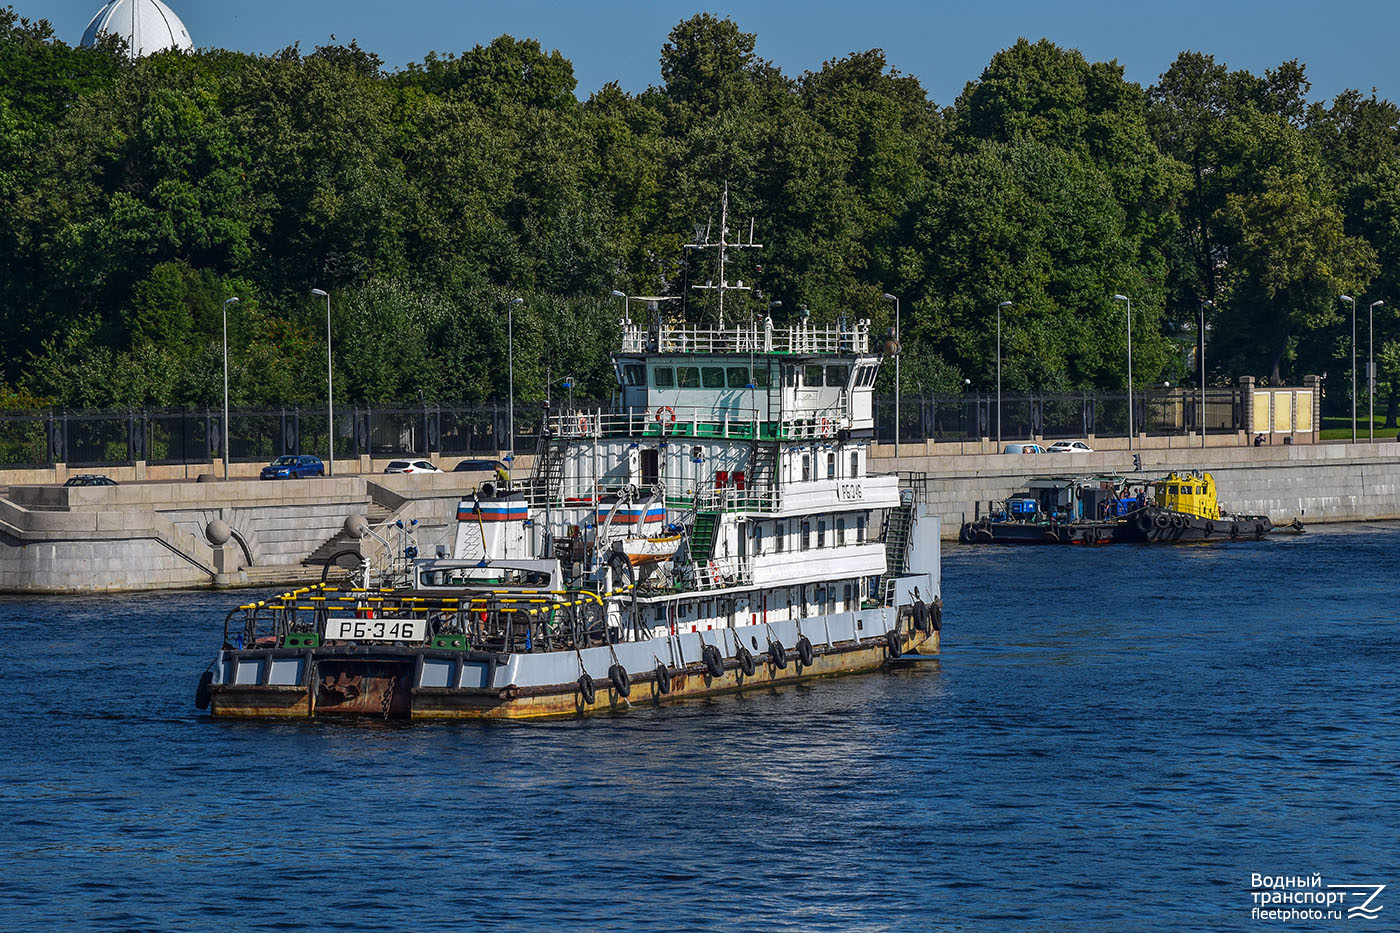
top-left (17, 0), bottom-right (1400, 106)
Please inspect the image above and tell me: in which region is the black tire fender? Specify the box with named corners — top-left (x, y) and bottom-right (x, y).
top-left (654, 663), bottom-right (671, 694)
top-left (194, 670), bottom-right (213, 710)
top-left (735, 646), bottom-right (755, 677)
top-left (913, 600), bottom-right (930, 633)
top-left (609, 663), bottom-right (631, 698)
top-left (768, 640), bottom-right (788, 670)
top-left (1154, 513), bottom-right (1170, 529)
top-left (885, 629), bottom-right (903, 658)
top-left (796, 636), bottom-right (815, 666)
top-left (931, 598), bottom-right (943, 632)
top-left (578, 672), bottom-right (596, 704)
top-left (702, 644), bottom-right (724, 679)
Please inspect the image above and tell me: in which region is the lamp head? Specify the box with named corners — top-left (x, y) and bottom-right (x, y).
top-left (224, 296), bottom-right (239, 306)
top-left (508, 297), bottom-right (524, 306)
top-left (310, 288), bottom-right (328, 298)
top-left (1372, 300), bottom-right (1385, 309)
top-left (998, 300), bottom-right (1012, 308)
top-left (882, 293), bottom-right (897, 302)
top-left (1112, 294), bottom-right (1128, 302)
top-left (1340, 295), bottom-right (1355, 304)
top-left (610, 290), bottom-right (626, 298)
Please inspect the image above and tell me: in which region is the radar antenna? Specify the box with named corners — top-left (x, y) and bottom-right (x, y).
top-left (684, 183), bottom-right (762, 325)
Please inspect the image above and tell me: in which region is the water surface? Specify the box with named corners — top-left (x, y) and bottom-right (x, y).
top-left (2, 523), bottom-right (1395, 930)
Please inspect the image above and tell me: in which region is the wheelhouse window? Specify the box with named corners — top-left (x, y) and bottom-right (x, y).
top-left (622, 364), bottom-right (645, 386)
top-left (783, 365), bottom-right (797, 387)
top-left (702, 367), bottom-right (725, 388)
top-left (653, 367), bottom-right (675, 388)
top-left (825, 364), bottom-right (850, 387)
top-left (804, 364), bottom-right (824, 386)
top-left (753, 367), bottom-right (770, 388)
top-left (677, 367), bottom-right (700, 388)
top-left (726, 367), bottom-right (750, 388)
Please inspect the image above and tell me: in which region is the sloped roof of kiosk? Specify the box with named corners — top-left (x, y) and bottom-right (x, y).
top-left (80, 0), bottom-right (193, 59)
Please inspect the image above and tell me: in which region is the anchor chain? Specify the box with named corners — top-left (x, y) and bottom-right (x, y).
top-left (380, 673), bottom-right (396, 720)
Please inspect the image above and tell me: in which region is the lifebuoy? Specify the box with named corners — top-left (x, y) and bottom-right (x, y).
top-left (796, 636), bottom-right (815, 666)
top-left (702, 644), bottom-right (724, 679)
top-left (655, 663), bottom-right (671, 694)
top-left (820, 417), bottom-right (832, 437)
top-left (609, 663), bottom-right (631, 698)
top-left (736, 646), bottom-right (755, 676)
top-left (655, 406), bottom-right (676, 424)
top-left (885, 629), bottom-right (903, 658)
top-left (577, 413), bottom-right (589, 434)
top-left (768, 640), bottom-right (788, 670)
top-left (578, 672), bottom-right (596, 704)
top-left (194, 670), bottom-right (213, 710)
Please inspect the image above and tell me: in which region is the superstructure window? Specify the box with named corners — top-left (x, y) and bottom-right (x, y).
top-left (653, 367), bottom-right (675, 388)
top-left (826, 364), bottom-right (850, 387)
top-left (753, 526), bottom-right (763, 554)
top-left (817, 519), bottom-right (827, 547)
top-left (727, 367), bottom-right (749, 388)
top-left (753, 367), bottom-right (770, 388)
top-left (857, 515), bottom-right (866, 542)
top-left (622, 364), bottom-right (645, 386)
top-left (783, 365), bottom-right (797, 387)
top-left (801, 520), bottom-right (811, 551)
top-left (850, 452), bottom-right (859, 477)
top-left (801, 454), bottom-right (811, 481)
top-left (775, 521), bottom-right (785, 553)
top-left (827, 453), bottom-right (836, 479)
top-left (804, 364), bottom-right (824, 387)
top-left (677, 367), bottom-right (700, 388)
top-left (702, 367), bottom-right (725, 388)
top-left (836, 518), bottom-right (846, 545)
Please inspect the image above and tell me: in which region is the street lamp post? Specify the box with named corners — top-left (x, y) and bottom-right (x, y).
top-left (311, 288), bottom-right (333, 475)
top-left (997, 300), bottom-right (1012, 448)
top-left (1370, 300), bottom-right (1384, 442)
top-left (1199, 299), bottom-right (1212, 449)
top-left (506, 296), bottom-right (523, 480)
top-left (1113, 295), bottom-right (1133, 449)
top-left (1341, 295), bottom-right (1356, 444)
top-left (222, 296), bottom-right (239, 479)
top-left (882, 293), bottom-right (900, 456)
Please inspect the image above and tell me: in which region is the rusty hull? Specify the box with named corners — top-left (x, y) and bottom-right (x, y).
top-left (209, 629), bottom-right (938, 721)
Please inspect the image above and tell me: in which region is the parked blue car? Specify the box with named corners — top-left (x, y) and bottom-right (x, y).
top-left (260, 455), bottom-right (325, 479)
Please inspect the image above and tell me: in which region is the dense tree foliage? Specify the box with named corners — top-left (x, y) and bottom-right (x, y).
top-left (1, 9), bottom-right (1395, 418)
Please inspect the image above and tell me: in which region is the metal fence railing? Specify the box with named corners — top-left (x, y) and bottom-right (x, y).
top-left (0, 388), bottom-right (1254, 470)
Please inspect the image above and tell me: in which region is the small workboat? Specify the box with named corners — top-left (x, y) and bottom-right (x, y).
top-left (1117, 471), bottom-right (1302, 543)
top-left (959, 475), bottom-right (1136, 545)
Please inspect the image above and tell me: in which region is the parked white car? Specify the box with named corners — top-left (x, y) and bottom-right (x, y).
top-left (1047, 441), bottom-right (1094, 454)
top-left (384, 459), bottom-right (441, 474)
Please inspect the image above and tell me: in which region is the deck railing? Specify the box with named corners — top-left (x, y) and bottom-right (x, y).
top-left (621, 318), bottom-right (871, 356)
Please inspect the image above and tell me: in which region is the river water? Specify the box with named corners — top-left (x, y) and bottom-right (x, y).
top-left (2, 523), bottom-right (1396, 930)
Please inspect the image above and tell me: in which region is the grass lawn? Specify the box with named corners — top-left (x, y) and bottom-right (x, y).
top-left (1318, 415), bottom-right (1398, 441)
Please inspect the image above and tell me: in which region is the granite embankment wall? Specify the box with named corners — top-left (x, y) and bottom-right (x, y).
top-left (0, 442), bottom-right (1393, 592)
top-left (0, 470), bottom-right (499, 593)
top-left (871, 440), bottom-right (1400, 537)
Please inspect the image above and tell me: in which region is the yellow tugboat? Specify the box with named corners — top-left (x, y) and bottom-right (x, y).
top-left (1121, 471), bottom-right (1301, 542)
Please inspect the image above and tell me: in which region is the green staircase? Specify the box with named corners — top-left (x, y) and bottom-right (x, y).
top-left (688, 511), bottom-right (719, 562)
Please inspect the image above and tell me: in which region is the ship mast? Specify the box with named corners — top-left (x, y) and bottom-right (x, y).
top-left (685, 183), bottom-right (762, 326)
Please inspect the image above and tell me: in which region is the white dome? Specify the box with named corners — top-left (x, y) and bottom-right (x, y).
top-left (80, 0), bottom-right (193, 59)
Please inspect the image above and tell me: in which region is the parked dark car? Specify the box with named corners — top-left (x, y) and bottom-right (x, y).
top-left (64, 474), bottom-right (117, 487)
top-left (260, 455), bottom-right (325, 480)
top-left (452, 458), bottom-right (507, 474)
